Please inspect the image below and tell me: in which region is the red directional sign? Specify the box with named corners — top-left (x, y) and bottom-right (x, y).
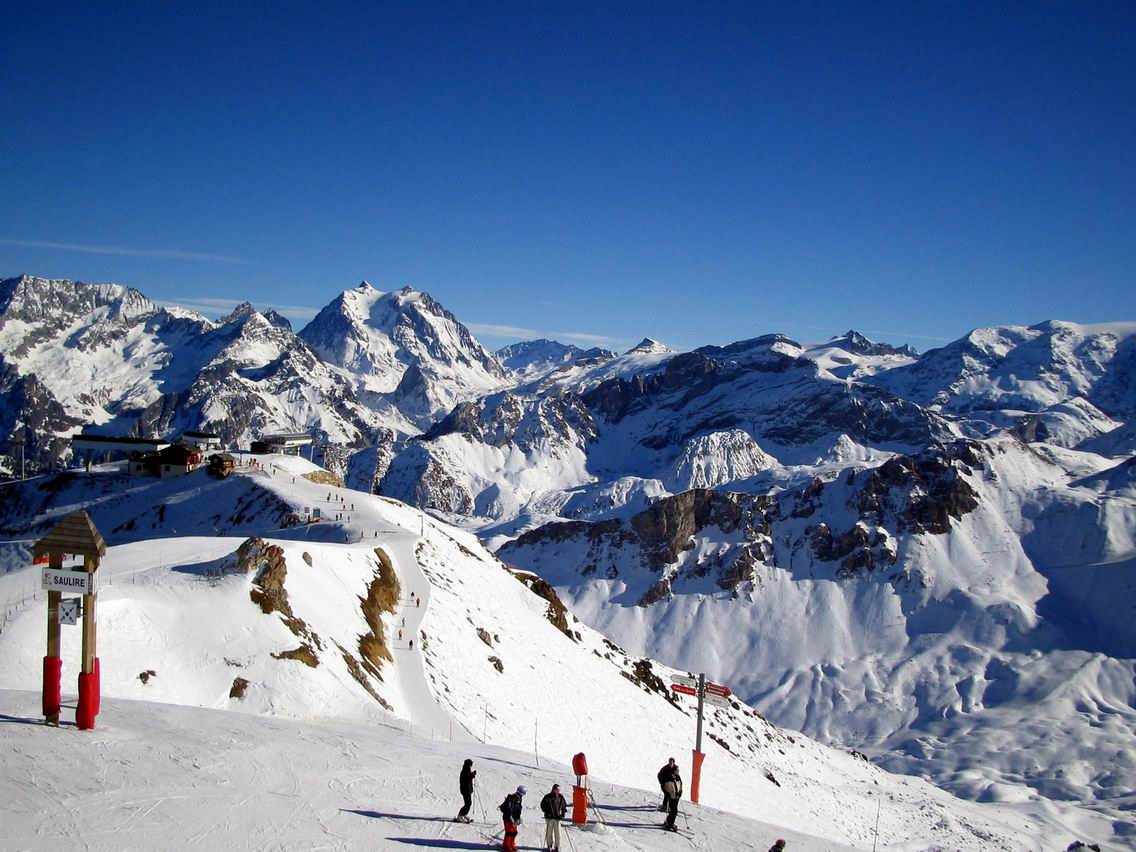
top-left (670, 683), bottom-right (697, 696)
top-left (703, 682), bottom-right (731, 698)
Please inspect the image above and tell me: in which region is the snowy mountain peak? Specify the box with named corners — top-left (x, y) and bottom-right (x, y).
top-left (298, 282), bottom-right (505, 430)
top-left (261, 308), bottom-right (292, 331)
top-left (831, 330), bottom-right (918, 358)
top-left (624, 337), bottom-right (672, 355)
top-left (217, 301), bottom-right (259, 325)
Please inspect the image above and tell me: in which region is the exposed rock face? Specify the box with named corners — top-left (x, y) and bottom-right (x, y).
top-left (509, 569), bottom-right (580, 641)
top-left (502, 489), bottom-right (778, 600)
top-left (0, 354), bottom-right (82, 474)
top-left (502, 444), bottom-right (985, 600)
top-left (846, 441), bottom-right (982, 536)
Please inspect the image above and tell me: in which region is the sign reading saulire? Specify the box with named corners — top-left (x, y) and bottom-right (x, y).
top-left (41, 567), bottom-right (97, 596)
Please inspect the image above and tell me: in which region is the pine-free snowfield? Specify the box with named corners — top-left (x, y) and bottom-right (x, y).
top-left (0, 688), bottom-right (854, 852)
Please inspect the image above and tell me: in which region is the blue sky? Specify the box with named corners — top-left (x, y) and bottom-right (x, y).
top-left (2, 2), bottom-right (1133, 353)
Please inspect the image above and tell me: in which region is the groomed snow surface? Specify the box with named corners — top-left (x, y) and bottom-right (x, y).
top-left (0, 457), bottom-right (1119, 850)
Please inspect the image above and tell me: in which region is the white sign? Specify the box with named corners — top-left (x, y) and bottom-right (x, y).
top-left (58, 597), bottom-right (81, 625)
top-left (41, 568), bottom-right (97, 595)
top-left (703, 692), bottom-right (732, 708)
top-left (670, 674), bottom-right (697, 687)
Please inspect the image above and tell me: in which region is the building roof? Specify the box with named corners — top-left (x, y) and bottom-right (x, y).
top-left (183, 430), bottom-right (221, 439)
top-left (158, 444), bottom-right (202, 464)
top-left (34, 511), bottom-right (107, 559)
top-left (262, 432), bottom-right (313, 443)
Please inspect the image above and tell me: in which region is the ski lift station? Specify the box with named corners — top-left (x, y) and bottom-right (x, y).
top-left (253, 432), bottom-right (314, 458)
top-left (180, 430), bottom-right (222, 452)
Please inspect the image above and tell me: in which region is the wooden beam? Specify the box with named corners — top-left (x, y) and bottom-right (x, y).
top-left (45, 551), bottom-right (61, 726)
top-left (81, 555), bottom-right (98, 674)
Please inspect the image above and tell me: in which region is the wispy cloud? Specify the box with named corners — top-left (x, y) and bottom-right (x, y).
top-left (158, 297), bottom-right (320, 321)
top-left (467, 321), bottom-right (624, 348)
top-left (0, 238), bottom-right (250, 265)
top-left (466, 322), bottom-right (543, 338)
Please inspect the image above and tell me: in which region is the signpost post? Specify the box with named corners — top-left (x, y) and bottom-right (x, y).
top-left (34, 511), bottom-right (106, 730)
top-left (669, 672), bottom-right (734, 804)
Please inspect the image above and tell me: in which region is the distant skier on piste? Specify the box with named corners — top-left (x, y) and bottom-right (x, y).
top-left (499, 785), bottom-right (525, 851)
top-left (661, 763), bottom-right (682, 832)
top-left (539, 783), bottom-right (567, 851)
top-left (454, 758), bottom-right (476, 823)
top-left (657, 757), bottom-right (677, 811)
top-left (768, 840), bottom-right (787, 852)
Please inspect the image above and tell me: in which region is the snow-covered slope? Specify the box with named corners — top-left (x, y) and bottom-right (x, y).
top-left (868, 320), bottom-right (1136, 447)
top-left (0, 460), bottom-right (1114, 850)
top-left (298, 281), bottom-right (507, 431)
top-left (800, 330), bottom-right (919, 379)
top-left (499, 436), bottom-right (1136, 844)
top-left (496, 338), bottom-right (616, 383)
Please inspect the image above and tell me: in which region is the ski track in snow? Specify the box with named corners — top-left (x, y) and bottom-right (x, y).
top-left (1, 689), bottom-right (864, 852)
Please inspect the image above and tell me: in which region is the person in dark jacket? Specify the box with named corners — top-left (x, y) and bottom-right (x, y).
top-left (768, 840), bottom-right (787, 852)
top-left (539, 784), bottom-right (568, 851)
top-left (500, 785), bottom-right (526, 852)
top-left (661, 764), bottom-right (682, 832)
top-left (657, 757), bottom-right (677, 811)
top-left (455, 758), bottom-right (476, 823)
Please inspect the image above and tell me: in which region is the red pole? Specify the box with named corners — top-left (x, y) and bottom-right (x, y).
top-left (691, 673), bottom-right (706, 804)
top-left (690, 749), bottom-right (706, 804)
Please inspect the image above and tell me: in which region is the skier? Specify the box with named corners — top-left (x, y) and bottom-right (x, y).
top-left (417, 597), bottom-right (421, 608)
top-left (499, 785), bottom-right (526, 852)
top-left (657, 757), bottom-right (677, 811)
top-left (661, 763), bottom-right (682, 832)
top-left (539, 783), bottom-right (567, 851)
top-left (409, 639), bottom-right (414, 650)
top-left (1065, 844), bottom-right (1101, 851)
top-left (398, 629), bottom-right (403, 640)
top-left (768, 841), bottom-right (787, 852)
top-left (455, 758), bottom-right (476, 823)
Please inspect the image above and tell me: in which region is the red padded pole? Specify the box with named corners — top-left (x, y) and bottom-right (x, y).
top-left (43, 656), bottom-right (62, 722)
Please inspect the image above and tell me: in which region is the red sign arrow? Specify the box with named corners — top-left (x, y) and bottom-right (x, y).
top-left (703, 682), bottom-right (731, 698)
top-left (670, 684), bottom-right (697, 696)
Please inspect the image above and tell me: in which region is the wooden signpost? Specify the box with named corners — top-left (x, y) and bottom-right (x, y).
top-left (35, 511), bottom-right (106, 729)
top-left (669, 672), bottom-right (733, 804)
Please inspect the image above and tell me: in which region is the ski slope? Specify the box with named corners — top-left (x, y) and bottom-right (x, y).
top-left (0, 457), bottom-right (1119, 850)
top-left (0, 688), bottom-right (861, 852)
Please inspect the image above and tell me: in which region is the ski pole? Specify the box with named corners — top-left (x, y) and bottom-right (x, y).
top-left (563, 821), bottom-right (578, 852)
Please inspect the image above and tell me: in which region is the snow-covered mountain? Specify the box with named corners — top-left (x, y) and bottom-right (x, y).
top-left (0, 458), bottom-right (1116, 849)
top-left (298, 281), bottom-right (507, 432)
top-left (2, 271), bottom-right (1134, 849)
top-left (376, 332), bottom-right (949, 521)
top-left (0, 275), bottom-right (382, 469)
top-left (496, 338), bottom-right (616, 383)
top-left (868, 320), bottom-right (1136, 449)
